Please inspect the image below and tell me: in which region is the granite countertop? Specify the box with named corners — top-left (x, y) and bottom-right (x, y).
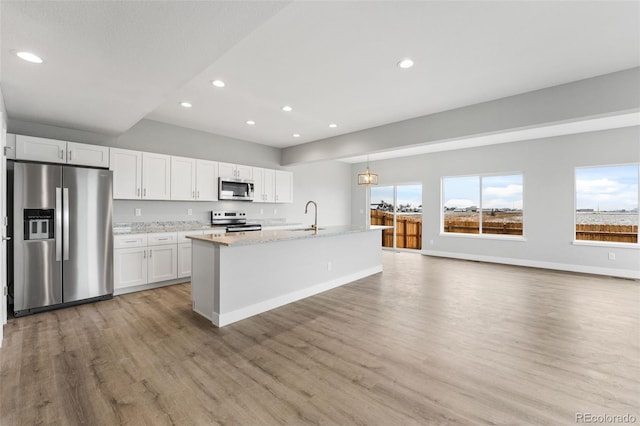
top-left (113, 221), bottom-right (224, 235)
top-left (113, 220), bottom-right (306, 235)
top-left (187, 225), bottom-right (390, 246)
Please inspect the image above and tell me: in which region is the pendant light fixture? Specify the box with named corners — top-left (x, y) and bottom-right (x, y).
top-left (357, 156), bottom-right (378, 185)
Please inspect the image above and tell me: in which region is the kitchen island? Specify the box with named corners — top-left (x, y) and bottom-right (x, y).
top-left (188, 226), bottom-right (386, 327)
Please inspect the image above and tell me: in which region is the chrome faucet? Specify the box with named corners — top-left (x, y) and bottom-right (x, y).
top-left (305, 200), bottom-right (318, 230)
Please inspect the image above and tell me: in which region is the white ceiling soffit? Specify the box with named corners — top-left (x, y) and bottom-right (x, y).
top-left (147, 0), bottom-right (640, 148)
top-left (0, 1), bottom-right (289, 135)
top-left (1, 1), bottom-right (638, 147)
top-left (339, 112), bottom-right (640, 164)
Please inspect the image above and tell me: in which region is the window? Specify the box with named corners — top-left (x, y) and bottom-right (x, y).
top-left (442, 174), bottom-right (523, 236)
top-left (575, 164), bottom-right (639, 244)
top-left (370, 184), bottom-right (422, 250)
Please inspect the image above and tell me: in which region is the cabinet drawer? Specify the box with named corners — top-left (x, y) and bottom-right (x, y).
top-left (114, 234), bottom-right (147, 248)
top-left (147, 232), bottom-right (177, 246)
top-left (177, 230), bottom-right (203, 243)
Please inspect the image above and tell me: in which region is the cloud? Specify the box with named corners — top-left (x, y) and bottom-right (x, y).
top-left (483, 184), bottom-right (523, 198)
top-left (483, 198), bottom-right (523, 209)
top-left (576, 178), bottom-right (638, 210)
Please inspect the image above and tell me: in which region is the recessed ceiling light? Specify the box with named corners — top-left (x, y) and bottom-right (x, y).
top-left (180, 102), bottom-right (192, 108)
top-left (211, 79), bottom-right (225, 88)
top-left (292, 133), bottom-right (300, 138)
top-left (282, 105), bottom-right (293, 112)
top-left (397, 58), bottom-right (414, 69)
top-left (16, 51), bottom-right (43, 64)
top-left (246, 120), bottom-right (255, 126)
top-left (329, 123), bottom-right (337, 128)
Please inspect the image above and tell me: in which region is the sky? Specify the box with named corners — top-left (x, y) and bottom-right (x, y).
top-left (576, 164), bottom-right (639, 211)
top-left (371, 185), bottom-right (422, 208)
top-left (443, 175), bottom-right (523, 210)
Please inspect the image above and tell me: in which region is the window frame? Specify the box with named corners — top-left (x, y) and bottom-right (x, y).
top-left (440, 171), bottom-right (526, 240)
top-left (573, 162), bottom-right (640, 248)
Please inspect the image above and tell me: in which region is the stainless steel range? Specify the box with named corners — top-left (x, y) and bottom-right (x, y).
top-left (210, 211), bottom-right (262, 232)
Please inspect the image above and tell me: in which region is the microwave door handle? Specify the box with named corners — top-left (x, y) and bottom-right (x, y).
top-left (55, 187), bottom-right (62, 261)
top-left (63, 188), bottom-right (70, 261)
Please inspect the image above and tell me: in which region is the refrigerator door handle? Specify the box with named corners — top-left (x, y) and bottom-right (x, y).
top-left (63, 188), bottom-right (70, 261)
top-left (56, 187), bottom-right (62, 261)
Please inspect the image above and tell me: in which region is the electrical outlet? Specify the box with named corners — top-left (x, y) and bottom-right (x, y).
top-left (608, 252), bottom-right (616, 261)
top-left (327, 261), bottom-right (332, 271)
top-left (134, 208), bottom-right (141, 217)
top-left (187, 208), bottom-right (193, 216)
top-left (359, 209), bottom-right (364, 214)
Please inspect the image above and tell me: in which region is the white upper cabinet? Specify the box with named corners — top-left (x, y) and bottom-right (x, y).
top-left (253, 167), bottom-right (276, 203)
top-left (16, 135), bottom-right (109, 168)
top-left (110, 148), bottom-right (143, 199)
top-left (218, 162), bottom-right (253, 180)
top-left (275, 170), bottom-right (293, 203)
top-left (142, 152), bottom-right (171, 200)
top-left (66, 141), bottom-right (109, 168)
top-left (195, 159), bottom-right (218, 201)
top-left (170, 156), bottom-right (196, 200)
top-left (16, 135), bottom-right (67, 163)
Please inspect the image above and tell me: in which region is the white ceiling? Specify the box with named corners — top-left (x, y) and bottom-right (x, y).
top-left (2, 1), bottom-right (639, 150)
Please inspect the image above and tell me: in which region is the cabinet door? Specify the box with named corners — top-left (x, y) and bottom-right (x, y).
top-left (148, 244), bottom-right (178, 283)
top-left (218, 162), bottom-right (236, 179)
top-left (177, 243), bottom-right (192, 278)
top-left (275, 170), bottom-right (293, 203)
top-left (171, 156), bottom-right (196, 200)
top-left (236, 164), bottom-right (253, 180)
top-left (110, 148), bottom-right (142, 199)
top-left (16, 135), bottom-right (66, 164)
top-left (196, 160), bottom-right (218, 201)
top-left (142, 152), bottom-right (171, 200)
top-left (114, 247), bottom-right (148, 289)
top-left (252, 167), bottom-right (264, 203)
top-left (67, 142), bottom-right (109, 168)
top-left (263, 169), bottom-right (276, 203)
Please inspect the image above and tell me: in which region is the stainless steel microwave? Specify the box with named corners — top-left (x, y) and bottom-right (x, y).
top-left (218, 177), bottom-right (254, 201)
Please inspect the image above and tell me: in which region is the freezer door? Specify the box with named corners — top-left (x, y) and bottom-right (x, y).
top-left (13, 163), bottom-right (63, 312)
top-left (62, 167), bottom-right (113, 302)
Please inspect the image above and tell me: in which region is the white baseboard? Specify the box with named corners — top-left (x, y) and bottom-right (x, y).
top-left (214, 265), bottom-right (383, 327)
top-left (114, 277), bottom-right (190, 296)
top-left (421, 250), bottom-right (640, 280)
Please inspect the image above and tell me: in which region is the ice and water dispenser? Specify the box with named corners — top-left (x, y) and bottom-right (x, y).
top-left (23, 209), bottom-right (54, 240)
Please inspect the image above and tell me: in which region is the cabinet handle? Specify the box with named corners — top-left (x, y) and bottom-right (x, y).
top-left (59, 149), bottom-right (64, 159)
top-left (192, 191), bottom-right (195, 199)
top-left (149, 249), bottom-right (152, 258)
top-left (157, 238), bottom-right (169, 241)
top-left (143, 188), bottom-right (147, 197)
top-left (137, 188), bottom-right (140, 197)
top-left (143, 250), bottom-right (146, 259)
top-left (125, 239), bottom-right (138, 243)
top-left (197, 191), bottom-right (200, 199)
top-left (68, 150), bottom-right (73, 161)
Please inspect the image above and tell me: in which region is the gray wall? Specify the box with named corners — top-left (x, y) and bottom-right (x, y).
top-left (7, 118), bottom-right (352, 227)
top-left (351, 126), bottom-right (640, 278)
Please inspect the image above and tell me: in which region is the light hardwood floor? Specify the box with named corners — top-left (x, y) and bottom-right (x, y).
top-left (1, 252), bottom-right (638, 425)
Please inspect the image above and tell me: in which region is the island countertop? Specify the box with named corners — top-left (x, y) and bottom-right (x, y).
top-left (187, 225), bottom-right (390, 246)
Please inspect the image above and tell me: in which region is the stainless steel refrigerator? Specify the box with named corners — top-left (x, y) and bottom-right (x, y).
top-left (9, 162), bottom-right (113, 316)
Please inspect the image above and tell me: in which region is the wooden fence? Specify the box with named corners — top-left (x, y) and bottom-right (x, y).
top-left (373, 210), bottom-right (638, 245)
top-left (575, 224), bottom-right (638, 243)
top-left (370, 210), bottom-right (422, 249)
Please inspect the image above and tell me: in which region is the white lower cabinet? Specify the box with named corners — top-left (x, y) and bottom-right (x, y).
top-left (177, 243), bottom-right (192, 278)
top-left (114, 247), bottom-right (148, 289)
top-left (147, 244), bottom-right (178, 283)
top-left (114, 230), bottom-right (224, 293)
